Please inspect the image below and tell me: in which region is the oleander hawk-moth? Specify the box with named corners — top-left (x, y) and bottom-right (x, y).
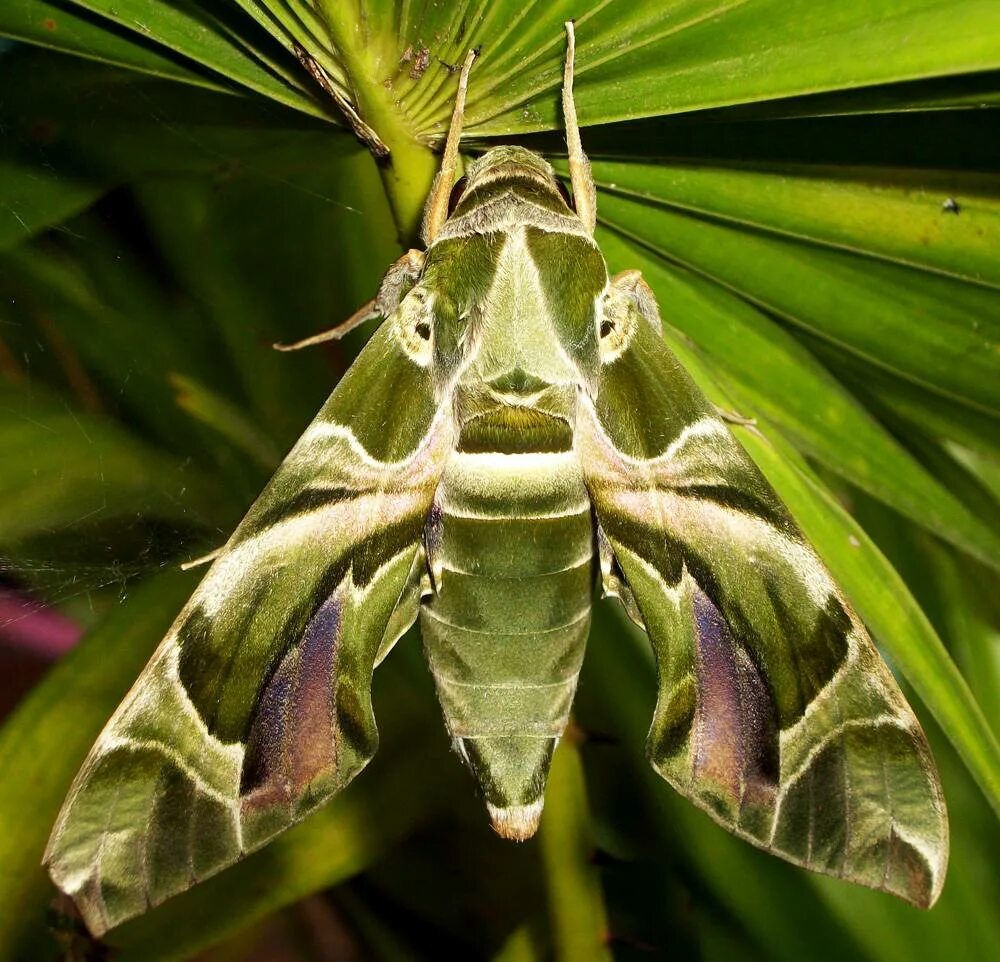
top-left (46, 23), bottom-right (947, 936)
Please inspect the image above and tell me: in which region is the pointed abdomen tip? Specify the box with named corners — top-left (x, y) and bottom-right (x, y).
top-left (487, 799), bottom-right (544, 841)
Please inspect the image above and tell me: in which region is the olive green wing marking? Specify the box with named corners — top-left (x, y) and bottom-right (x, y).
top-left (578, 281), bottom-right (948, 908)
top-left (44, 317), bottom-right (453, 936)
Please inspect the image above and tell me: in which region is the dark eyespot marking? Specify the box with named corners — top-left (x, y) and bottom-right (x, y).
top-left (600, 319), bottom-right (614, 338)
top-left (448, 176), bottom-right (469, 215)
top-left (415, 319), bottom-right (431, 341)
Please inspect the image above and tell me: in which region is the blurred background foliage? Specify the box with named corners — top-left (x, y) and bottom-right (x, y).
top-left (0, 1), bottom-right (998, 960)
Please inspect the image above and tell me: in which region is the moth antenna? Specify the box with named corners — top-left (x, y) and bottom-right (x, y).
top-left (421, 47), bottom-right (478, 246)
top-left (273, 299), bottom-right (379, 351)
top-left (563, 21), bottom-right (597, 234)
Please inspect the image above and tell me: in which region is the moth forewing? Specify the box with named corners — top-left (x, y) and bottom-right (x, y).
top-left (43, 309), bottom-right (455, 936)
top-left (578, 277), bottom-right (948, 908)
top-left (46, 20), bottom-right (948, 939)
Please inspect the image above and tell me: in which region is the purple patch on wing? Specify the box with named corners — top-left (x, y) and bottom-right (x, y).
top-left (691, 586), bottom-right (778, 812)
top-left (240, 650), bottom-right (296, 806)
top-left (290, 595), bottom-right (341, 789)
top-left (241, 593), bottom-right (342, 809)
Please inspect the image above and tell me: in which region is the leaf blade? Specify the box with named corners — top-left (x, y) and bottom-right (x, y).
top-left (61, 0), bottom-right (329, 117)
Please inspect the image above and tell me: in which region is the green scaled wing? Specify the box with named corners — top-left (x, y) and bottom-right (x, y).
top-left (44, 315), bottom-right (453, 936)
top-left (578, 284), bottom-right (948, 908)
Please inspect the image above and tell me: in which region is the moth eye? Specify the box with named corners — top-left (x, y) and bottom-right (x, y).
top-left (448, 176), bottom-right (469, 215)
top-left (598, 291), bottom-right (637, 364)
top-left (392, 288), bottom-right (434, 365)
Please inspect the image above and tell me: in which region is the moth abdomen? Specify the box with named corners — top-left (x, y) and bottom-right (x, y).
top-left (420, 429), bottom-right (595, 840)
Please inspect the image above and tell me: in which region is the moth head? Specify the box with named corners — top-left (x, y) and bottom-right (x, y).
top-left (452, 146), bottom-right (573, 215)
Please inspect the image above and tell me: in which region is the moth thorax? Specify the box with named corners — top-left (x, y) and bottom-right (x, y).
top-left (459, 146), bottom-right (565, 202)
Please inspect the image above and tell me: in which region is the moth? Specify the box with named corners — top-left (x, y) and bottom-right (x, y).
top-left (46, 23), bottom-right (948, 936)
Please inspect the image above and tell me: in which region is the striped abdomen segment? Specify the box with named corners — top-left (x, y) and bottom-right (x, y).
top-left (420, 440), bottom-right (595, 839)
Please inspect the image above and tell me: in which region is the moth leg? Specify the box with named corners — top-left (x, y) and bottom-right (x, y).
top-left (713, 404), bottom-right (758, 428)
top-left (179, 546), bottom-right (223, 571)
top-left (597, 525), bottom-right (645, 629)
top-left (375, 248), bottom-right (426, 315)
top-left (422, 496), bottom-right (444, 594)
top-left (421, 47), bottom-right (478, 246)
top-left (273, 249), bottom-right (425, 351)
top-left (375, 548), bottom-right (427, 666)
top-left (376, 492), bottom-right (443, 667)
top-left (273, 300), bottom-right (379, 351)
top-left (563, 21), bottom-right (596, 234)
